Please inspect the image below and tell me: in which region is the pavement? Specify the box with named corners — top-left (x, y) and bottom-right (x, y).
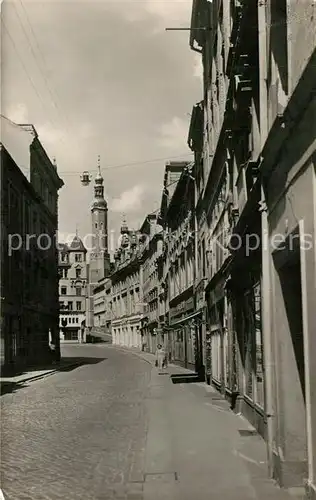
top-left (0, 360), bottom-right (81, 385)
top-left (1, 343), bottom-right (304, 500)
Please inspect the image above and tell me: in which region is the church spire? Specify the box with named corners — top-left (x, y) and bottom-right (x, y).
top-left (92, 155), bottom-right (106, 204)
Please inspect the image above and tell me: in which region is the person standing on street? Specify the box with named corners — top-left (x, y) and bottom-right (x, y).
top-left (156, 344), bottom-right (166, 370)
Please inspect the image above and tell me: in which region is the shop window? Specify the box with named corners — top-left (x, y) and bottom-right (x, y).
top-left (242, 281), bottom-right (263, 404)
top-left (254, 282), bottom-right (264, 407)
top-left (65, 330), bottom-right (78, 341)
top-left (211, 331), bottom-right (221, 382)
top-left (244, 291), bottom-right (254, 399)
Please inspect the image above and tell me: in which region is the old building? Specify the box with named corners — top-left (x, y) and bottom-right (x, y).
top-left (188, 100), bottom-right (208, 380)
top-left (111, 220), bottom-right (143, 349)
top-left (92, 277), bottom-right (112, 339)
top-left (189, 1), bottom-right (316, 497)
top-left (58, 235), bottom-right (88, 343)
top-left (190, 0), bottom-right (264, 422)
top-left (139, 213), bottom-right (163, 354)
top-left (1, 115), bottom-right (63, 371)
top-left (86, 162), bottom-right (111, 333)
top-left (258, 4), bottom-right (316, 497)
top-left (159, 161), bottom-right (197, 370)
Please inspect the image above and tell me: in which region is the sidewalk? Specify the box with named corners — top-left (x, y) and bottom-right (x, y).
top-left (111, 345), bottom-right (195, 375)
top-left (117, 346), bottom-right (304, 500)
top-left (0, 359), bottom-right (81, 386)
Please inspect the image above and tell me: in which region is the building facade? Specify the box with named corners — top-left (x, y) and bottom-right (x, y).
top-left (259, 4), bottom-right (316, 497)
top-left (159, 162), bottom-right (197, 370)
top-left (1, 116), bottom-right (63, 371)
top-left (92, 277), bottom-right (112, 340)
top-left (58, 236), bottom-right (88, 342)
top-left (111, 221), bottom-right (143, 349)
top-left (189, 1), bottom-right (316, 497)
top-left (139, 213), bottom-right (163, 354)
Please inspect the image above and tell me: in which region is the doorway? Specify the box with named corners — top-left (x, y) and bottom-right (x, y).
top-left (274, 242), bottom-right (308, 487)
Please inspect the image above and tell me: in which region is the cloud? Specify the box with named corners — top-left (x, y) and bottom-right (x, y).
top-left (145, 0), bottom-right (192, 25)
top-left (2, 0), bottom-right (201, 244)
top-left (193, 53), bottom-right (203, 81)
top-left (111, 185), bottom-right (146, 214)
top-left (109, 0), bottom-right (192, 26)
top-left (159, 116), bottom-right (190, 151)
top-left (5, 103), bottom-right (29, 123)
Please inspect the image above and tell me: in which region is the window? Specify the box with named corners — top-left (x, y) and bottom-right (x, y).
top-left (61, 287), bottom-right (67, 295)
top-left (65, 330), bottom-right (78, 341)
top-left (61, 253), bottom-right (68, 263)
top-left (63, 269), bottom-right (68, 279)
top-left (67, 301), bottom-right (73, 311)
top-left (270, 0), bottom-right (288, 95)
top-left (76, 287), bottom-right (81, 296)
top-left (76, 301), bottom-right (81, 311)
top-left (75, 254), bottom-right (82, 262)
top-left (76, 268), bottom-right (81, 278)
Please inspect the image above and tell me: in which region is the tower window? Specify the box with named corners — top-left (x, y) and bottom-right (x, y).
top-left (95, 223), bottom-right (98, 228)
top-left (76, 268), bottom-right (81, 278)
top-left (75, 254), bottom-right (82, 262)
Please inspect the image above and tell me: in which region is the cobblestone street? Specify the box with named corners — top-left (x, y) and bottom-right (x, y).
top-left (1, 344), bottom-right (151, 500)
top-left (1, 344), bottom-right (304, 500)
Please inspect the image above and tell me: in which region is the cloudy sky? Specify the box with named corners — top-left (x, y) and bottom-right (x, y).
top-left (2, 0), bottom-right (202, 249)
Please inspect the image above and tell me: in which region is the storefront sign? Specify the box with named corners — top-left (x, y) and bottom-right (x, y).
top-left (169, 297), bottom-right (194, 323)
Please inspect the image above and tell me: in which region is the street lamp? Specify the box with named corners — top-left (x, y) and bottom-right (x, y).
top-left (80, 171), bottom-right (92, 186)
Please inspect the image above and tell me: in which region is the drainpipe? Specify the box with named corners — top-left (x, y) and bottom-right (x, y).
top-left (258, 0), bottom-right (274, 477)
top-left (193, 171), bottom-right (202, 377)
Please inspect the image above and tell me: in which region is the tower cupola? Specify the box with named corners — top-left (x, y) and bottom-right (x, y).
top-left (91, 155), bottom-right (107, 210)
top-left (120, 215), bottom-right (129, 235)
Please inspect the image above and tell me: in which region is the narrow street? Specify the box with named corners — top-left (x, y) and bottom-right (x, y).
top-left (1, 345), bottom-right (150, 500)
top-left (1, 344), bottom-right (301, 500)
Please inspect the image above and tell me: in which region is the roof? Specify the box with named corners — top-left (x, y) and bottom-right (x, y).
top-left (0, 115), bottom-right (35, 182)
top-left (159, 161), bottom-right (191, 224)
top-left (188, 101), bottom-right (204, 152)
top-left (58, 243), bottom-right (69, 253)
top-left (67, 236), bottom-right (87, 253)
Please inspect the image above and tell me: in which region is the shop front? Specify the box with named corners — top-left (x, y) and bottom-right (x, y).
top-left (169, 296), bottom-right (198, 370)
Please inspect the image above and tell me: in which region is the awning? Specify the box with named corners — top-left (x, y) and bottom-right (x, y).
top-left (169, 310), bottom-right (201, 327)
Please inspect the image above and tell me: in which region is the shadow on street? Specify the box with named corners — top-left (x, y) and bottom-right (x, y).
top-left (58, 356), bottom-right (108, 372)
top-left (0, 357), bottom-right (107, 397)
top-left (0, 381), bottom-right (29, 396)
top-left (171, 373), bottom-right (200, 384)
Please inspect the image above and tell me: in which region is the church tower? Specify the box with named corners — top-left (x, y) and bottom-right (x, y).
top-left (89, 156), bottom-right (111, 284)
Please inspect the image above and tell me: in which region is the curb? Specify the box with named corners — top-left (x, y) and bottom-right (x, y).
top-left (112, 346), bottom-right (154, 366)
top-left (0, 362), bottom-right (82, 386)
top-left (111, 346), bottom-right (197, 375)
